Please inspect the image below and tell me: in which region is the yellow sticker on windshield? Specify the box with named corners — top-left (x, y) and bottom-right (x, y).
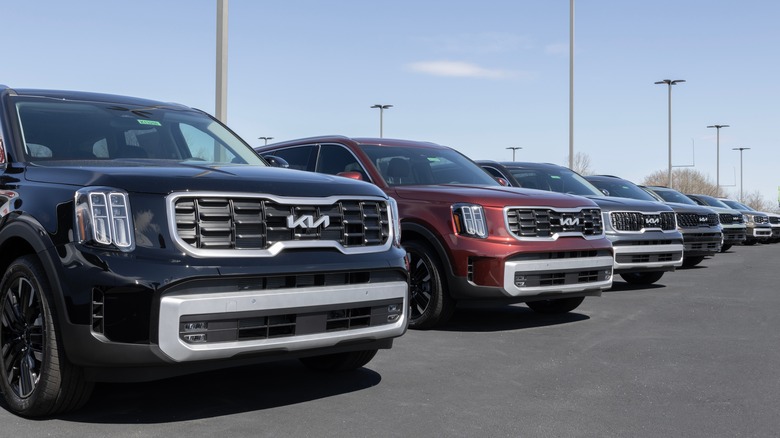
top-left (138, 120), bottom-right (161, 126)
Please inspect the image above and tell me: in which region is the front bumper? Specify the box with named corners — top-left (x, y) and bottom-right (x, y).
top-left (681, 231), bottom-right (722, 256)
top-left (159, 281), bottom-right (408, 362)
top-left (502, 254), bottom-right (614, 297)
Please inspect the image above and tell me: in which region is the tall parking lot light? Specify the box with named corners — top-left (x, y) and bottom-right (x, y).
top-left (733, 147), bottom-right (750, 202)
top-left (371, 104), bottom-right (393, 138)
top-left (707, 124), bottom-right (730, 195)
top-left (258, 136), bottom-right (274, 146)
top-left (655, 79), bottom-right (685, 187)
top-left (506, 147), bottom-right (522, 161)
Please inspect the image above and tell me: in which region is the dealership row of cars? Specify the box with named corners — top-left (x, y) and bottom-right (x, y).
top-left (257, 135), bottom-right (780, 327)
top-left (2, 87), bottom-right (776, 417)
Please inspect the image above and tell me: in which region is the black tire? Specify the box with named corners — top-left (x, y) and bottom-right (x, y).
top-left (0, 256), bottom-right (93, 417)
top-left (620, 271), bottom-right (665, 285)
top-left (526, 296), bottom-right (585, 314)
top-left (720, 244), bottom-right (732, 253)
top-left (682, 256), bottom-right (705, 268)
top-left (299, 350), bottom-right (378, 372)
top-left (405, 240), bottom-right (455, 329)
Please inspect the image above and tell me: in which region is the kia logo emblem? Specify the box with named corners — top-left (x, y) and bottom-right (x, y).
top-left (561, 217), bottom-right (580, 227)
top-left (286, 214), bottom-right (330, 229)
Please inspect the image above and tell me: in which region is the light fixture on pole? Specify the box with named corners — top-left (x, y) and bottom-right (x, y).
top-left (655, 79), bottom-right (685, 187)
top-left (707, 124), bottom-right (729, 195)
top-left (733, 147), bottom-right (750, 202)
top-left (506, 147), bottom-right (522, 161)
top-left (370, 104), bottom-right (393, 138)
top-left (258, 136), bottom-right (274, 146)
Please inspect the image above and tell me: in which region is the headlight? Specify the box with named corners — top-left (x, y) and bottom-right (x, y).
top-left (453, 204), bottom-right (488, 238)
top-left (388, 197), bottom-right (401, 246)
top-left (75, 187), bottom-right (135, 251)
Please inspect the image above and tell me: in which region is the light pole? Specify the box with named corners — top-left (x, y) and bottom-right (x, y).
top-left (569, 0), bottom-right (575, 169)
top-left (506, 147), bottom-right (522, 161)
top-left (655, 79), bottom-right (685, 187)
top-left (733, 147), bottom-right (750, 202)
top-left (370, 104), bottom-right (393, 138)
top-left (707, 124), bottom-right (729, 195)
top-left (258, 136), bottom-right (274, 146)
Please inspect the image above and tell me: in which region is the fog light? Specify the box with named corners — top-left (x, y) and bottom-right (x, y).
top-left (604, 269), bottom-right (612, 280)
top-left (387, 304), bottom-right (401, 313)
top-left (183, 334), bottom-right (207, 343)
top-left (183, 322), bottom-right (208, 332)
top-left (515, 274), bottom-right (527, 287)
top-left (388, 314), bottom-right (400, 322)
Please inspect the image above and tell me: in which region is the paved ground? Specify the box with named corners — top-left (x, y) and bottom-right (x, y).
top-left (3, 243), bottom-right (779, 437)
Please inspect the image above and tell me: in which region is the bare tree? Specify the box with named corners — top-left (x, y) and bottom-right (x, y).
top-left (566, 152), bottom-right (594, 175)
top-left (737, 190), bottom-right (778, 213)
top-left (641, 168), bottom-right (719, 195)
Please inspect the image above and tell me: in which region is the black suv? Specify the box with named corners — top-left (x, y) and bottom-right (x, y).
top-left (0, 87), bottom-right (408, 416)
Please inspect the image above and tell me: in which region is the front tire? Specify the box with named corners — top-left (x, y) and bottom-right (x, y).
top-left (526, 296), bottom-right (585, 314)
top-left (405, 240), bottom-right (455, 329)
top-left (620, 271), bottom-right (665, 285)
top-left (0, 256), bottom-right (93, 417)
top-left (720, 244), bottom-right (732, 253)
top-left (299, 350), bottom-right (378, 372)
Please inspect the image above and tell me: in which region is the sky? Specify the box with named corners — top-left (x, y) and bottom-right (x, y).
top-left (4, 1), bottom-right (779, 207)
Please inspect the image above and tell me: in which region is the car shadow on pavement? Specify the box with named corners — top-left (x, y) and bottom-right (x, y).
top-left (436, 305), bottom-right (589, 333)
top-left (57, 360), bottom-right (381, 424)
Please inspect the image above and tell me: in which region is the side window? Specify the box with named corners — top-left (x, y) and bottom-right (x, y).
top-left (316, 144), bottom-right (366, 179)
top-left (269, 146), bottom-right (316, 171)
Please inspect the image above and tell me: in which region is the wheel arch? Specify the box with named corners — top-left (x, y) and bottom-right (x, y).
top-left (400, 222), bottom-right (454, 278)
top-left (0, 217), bottom-right (71, 324)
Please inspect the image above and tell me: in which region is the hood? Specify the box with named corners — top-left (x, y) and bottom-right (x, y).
top-left (587, 196), bottom-right (672, 213)
top-left (393, 185), bottom-right (599, 209)
top-left (24, 162), bottom-right (386, 198)
top-left (664, 202), bottom-right (717, 215)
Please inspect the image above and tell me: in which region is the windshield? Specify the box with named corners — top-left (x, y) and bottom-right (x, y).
top-left (649, 188), bottom-right (697, 205)
top-left (12, 96), bottom-right (265, 165)
top-left (508, 166), bottom-right (603, 196)
top-left (721, 199), bottom-right (749, 210)
top-left (360, 145), bottom-right (499, 186)
top-left (587, 177), bottom-right (658, 201)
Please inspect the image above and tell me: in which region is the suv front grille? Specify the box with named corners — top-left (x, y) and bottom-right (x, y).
top-left (170, 194), bottom-right (391, 255)
top-left (676, 212), bottom-right (719, 228)
top-left (610, 211), bottom-right (676, 231)
top-left (770, 216), bottom-right (780, 225)
top-left (506, 208), bottom-right (603, 239)
top-left (719, 213), bottom-right (744, 225)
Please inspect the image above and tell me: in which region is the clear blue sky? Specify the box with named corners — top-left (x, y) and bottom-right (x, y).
top-left (4, 1), bottom-right (779, 206)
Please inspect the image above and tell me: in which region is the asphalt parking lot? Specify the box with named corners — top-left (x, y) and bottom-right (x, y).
top-left (2, 243), bottom-right (779, 437)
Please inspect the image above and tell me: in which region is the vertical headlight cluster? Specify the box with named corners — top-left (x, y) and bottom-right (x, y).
top-left (452, 204), bottom-right (488, 238)
top-left (75, 187), bottom-right (135, 251)
top-left (388, 197), bottom-right (402, 246)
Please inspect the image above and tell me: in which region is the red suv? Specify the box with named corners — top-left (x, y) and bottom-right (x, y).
top-left (258, 136), bottom-right (614, 328)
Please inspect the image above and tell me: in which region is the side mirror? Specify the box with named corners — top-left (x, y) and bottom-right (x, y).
top-left (337, 171), bottom-right (364, 181)
top-left (495, 177), bottom-right (509, 186)
top-left (600, 188), bottom-right (610, 196)
top-left (263, 155), bottom-right (289, 168)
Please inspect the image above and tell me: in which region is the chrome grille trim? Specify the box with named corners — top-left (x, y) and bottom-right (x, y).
top-left (167, 192), bottom-right (393, 257)
top-left (609, 211), bottom-right (677, 232)
top-left (504, 206), bottom-right (605, 241)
